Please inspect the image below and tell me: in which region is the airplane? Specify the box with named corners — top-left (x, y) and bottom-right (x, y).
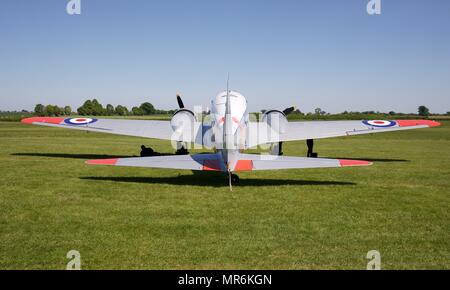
top-left (21, 88), bottom-right (441, 190)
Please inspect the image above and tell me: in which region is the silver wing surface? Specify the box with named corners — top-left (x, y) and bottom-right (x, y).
top-left (247, 119), bottom-right (440, 147)
top-left (22, 117), bottom-right (202, 143)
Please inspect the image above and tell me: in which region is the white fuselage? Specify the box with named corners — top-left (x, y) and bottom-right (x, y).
top-left (210, 90), bottom-right (249, 171)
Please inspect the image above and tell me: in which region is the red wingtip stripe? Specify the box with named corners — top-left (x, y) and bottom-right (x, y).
top-left (339, 159), bottom-right (373, 167)
top-left (396, 120), bottom-right (441, 128)
top-left (85, 158), bottom-right (118, 165)
top-left (21, 117), bottom-right (65, 125)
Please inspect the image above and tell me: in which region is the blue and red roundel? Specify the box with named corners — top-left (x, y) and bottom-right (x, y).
top-left (362, 120), bottom-right (397, 127)
top-left (64, 118), bottom-right (98, 125)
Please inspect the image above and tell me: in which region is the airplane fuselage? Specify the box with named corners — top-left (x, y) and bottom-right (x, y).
top-left (210, 90), bottom-right (249, 173)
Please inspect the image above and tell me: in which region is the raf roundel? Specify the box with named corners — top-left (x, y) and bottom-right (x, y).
top-left (64, 118), bottom-right (98, 125)
top-left (362, 120), bottom-right (397, 127)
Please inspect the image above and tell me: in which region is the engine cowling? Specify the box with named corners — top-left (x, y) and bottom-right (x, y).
top-left (262, 110), bottom-right (288, 134)
top-left (170, 109), bottom-right (197, 133)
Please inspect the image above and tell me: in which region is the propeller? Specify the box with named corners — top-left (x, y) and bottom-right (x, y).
top-left (176, 93), bottom-right (185, 109)
top-left (282, 106), bottom-right (296, 115)
top-left (174, 93), bottom-right (189, 155)
top-left (264, 106), bottom-right (296, 156)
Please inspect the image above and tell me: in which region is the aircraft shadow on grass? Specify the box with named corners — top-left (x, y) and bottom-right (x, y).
top-left (80, 172), bottom-right (356, 187)
top-left (14, 152), bottom-right (389, 187)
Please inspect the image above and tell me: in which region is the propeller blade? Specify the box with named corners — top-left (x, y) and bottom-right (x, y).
top-left (176, 93), bottom-right (185, 109)
top-left (282, 106), bottom-right (296, 115)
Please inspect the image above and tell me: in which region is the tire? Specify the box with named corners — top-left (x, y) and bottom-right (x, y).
top-left (231, 174), bottom-right (240, 184)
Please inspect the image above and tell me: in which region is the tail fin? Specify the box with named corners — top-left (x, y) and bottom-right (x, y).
top-left (224, 75), bottom-right (233, 150)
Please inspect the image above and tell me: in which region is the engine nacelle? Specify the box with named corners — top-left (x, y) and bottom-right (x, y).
top-left (170, 109), bottom-right (197, 133)
top-left (262, 110), bottom-right (288, 134)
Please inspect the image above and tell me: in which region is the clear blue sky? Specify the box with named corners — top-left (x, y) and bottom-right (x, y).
top-left (1, 0), bottom-right (449, 113)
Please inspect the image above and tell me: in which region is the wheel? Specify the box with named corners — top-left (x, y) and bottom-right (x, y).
top-left (231, 174), bottom-right (240, 184)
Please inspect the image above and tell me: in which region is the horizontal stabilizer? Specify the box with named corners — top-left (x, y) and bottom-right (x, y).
top-left (232, 154), bottom-right (372, 171)
top-left (86, 153), bottom-right (226, 172)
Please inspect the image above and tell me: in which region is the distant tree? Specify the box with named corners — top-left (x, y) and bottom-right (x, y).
top-left (389, 111), bottom-right (396, 115)
top-left (91, 99), bottom-right (105, 115)
top-left (261, 109), bottom-right (267, 114)
top-left (34, 104), bottom-right (45, 116)
top-left (76, 99), bottom-right (104, 115)
top-left (64, 106), bottom-right (72, 115)
top-left (74, 99), bottom-right (173, 116)
top-left (131, 106), bottom-right (144, 116)
top-left (77, 100), bottom-right (92, 115)
top-left (314, 108), bottom-right (326, 115)
top-left (106, 104), bottom-right (115, 116)
top-left (140, 102), bottom-right (155, 115)
top-left (54, 106), bottom-right (63, 116)
top-left (45, 105), bottom-right (55, 116)
top-left (447, 111), bottom-right (450, 116)
top-left (418, 105), bottom-right (430, 117)
top-left (115, 105), bottom-right (128, 116)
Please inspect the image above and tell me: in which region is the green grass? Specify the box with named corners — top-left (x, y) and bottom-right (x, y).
top-left (0, 121), bottom-right (449, 269)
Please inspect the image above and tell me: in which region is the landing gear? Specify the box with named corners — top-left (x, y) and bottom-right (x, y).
top-left (231, 173), bottom-right (240, 184)
top-left (227, 172), bottom-right (240, 191)
top-left (140, 145), bottom-right (160, 157)
top-left (175, 142), bottom-right (189, 155)
top-left (278, 142), bottom-right (283, 156)
top-left (175, 146), bottom-right (189, 155)
top-left (306, 139), bottom-right (318, 158)
top-left (270, 142), bottom-right (284, 156)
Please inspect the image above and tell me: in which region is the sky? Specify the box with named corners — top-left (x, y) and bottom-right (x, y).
top-left (0, 0), bottom-right (449, 114)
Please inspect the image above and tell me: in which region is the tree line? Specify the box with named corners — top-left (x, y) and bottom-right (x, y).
top-left (33, 99), bottom-right (176, 117)
top-left (264, 105), bottom-right (433, 117)
top-left (32, 101), bottom-right (441, 118)
top-left (34, 104), bottom-right (72, 117)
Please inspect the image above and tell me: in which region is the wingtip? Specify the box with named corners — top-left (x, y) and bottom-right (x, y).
top-left (429, 120), bottom-right (441, 127)
top-left (21, 117), bottom-right (64, 124)
top-left (85, 158), bottom-right (118, 165)
top-left (396, 119), bottom-right (441, 128)
top-left (21, 117), bottom-right (34, 124)
top-left (339, 159), bottom-right (373, 167)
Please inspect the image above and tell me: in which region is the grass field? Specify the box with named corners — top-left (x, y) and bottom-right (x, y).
top-left (0, 120), bottom-right (449, 269)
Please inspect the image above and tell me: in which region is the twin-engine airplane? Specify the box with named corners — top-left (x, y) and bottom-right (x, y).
top-left (22, 90), bottom-right (440, 190)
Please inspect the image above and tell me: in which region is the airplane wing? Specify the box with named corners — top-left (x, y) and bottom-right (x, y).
top-left (21, 116), bottom-right (202, 143)
top-left (248, 119), bottom-right (440, 147)
top-left (233, 153), bottom-right (372, 171)
top-left (86, 153), bottom-right (226, 171)
top-left (86, 152), bottom-right (369, 172)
